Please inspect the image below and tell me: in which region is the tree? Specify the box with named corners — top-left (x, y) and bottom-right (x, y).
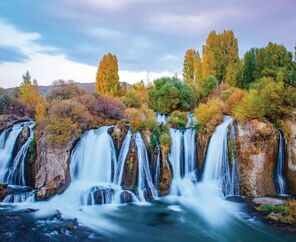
top-left (197, 75), bottom-right (218, 98)
top-left (96, 53), bottom-right (120, 96)
top-left (19, 71), bottom-right (39, 109)
top-left (148, 76), bottom-right (196, 114)
top-left (193, 51), bottom-right (202, 90)
top-left (255, 42), bottom-right (293, 83)
top-left (225, 62), bottom-right (241, 87)
top-left (203, 30), bottom-right (239, 81)
top-left (202, 50), bottom-right (216, 78)
top-left (241, 48), bottom-right (257, 88)
top-left (183, 49), bottom-right (197, 87)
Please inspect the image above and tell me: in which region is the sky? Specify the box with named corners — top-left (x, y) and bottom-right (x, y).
top-left (0, 0), bottom-right (295, 88)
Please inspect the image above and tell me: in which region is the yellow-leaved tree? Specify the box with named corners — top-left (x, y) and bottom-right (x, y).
top-left (96, 53), bottom-right (119, 96)
top-left (19, 71), bottom-right (39, 109)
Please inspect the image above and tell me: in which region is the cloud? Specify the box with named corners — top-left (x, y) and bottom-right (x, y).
top-left (0, 46), bottom-right (29, 63)
top-left (0, 20), bottom-right (174, 88)
top-left (87, 27), bottom-right (123, 38)
top-left (146, 8), bottom-right (247, 34)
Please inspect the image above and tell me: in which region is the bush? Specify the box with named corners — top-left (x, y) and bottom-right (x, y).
top-left (234, 90), bottom-right (265, 122)
top-left (148, 76), bottom-right (197, 114)
top-left (122, 90), bottom-right (141, 108)
top-left (47, 80), bottom-right (86, 101)
top-left (195, 99), bottom-right (224, 132)
top-left (168, 111), bottom-right (187, 129)
top-left (225, 88), bottom-right (247, 115)
top-left (197, 75), bottom-right (218, 98)
top-left (94, 96), bottom-right (126, 119)
top-left (159, 132), bottom-right (171, 153)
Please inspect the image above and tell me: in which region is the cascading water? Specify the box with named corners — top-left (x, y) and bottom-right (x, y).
top-left (275, 132), bottom-right (288, 196)
top-left (156, 113), bottom-right (167, 125)
top-left (2, 121), bottom-right (35, 186)
top-left (202, 116), bottom-right (238, 197)
top-left (186, 112), bottom-right (196, 128)
top-left (0, 121), bottom-right (36, 203)
top-left (168, 127), bottom-right (197, 195)
top-left (65, 126), bottom-right (120, 206)
top-left (114, 129), bottom-right (132, 186)
top-left (154, 147), bottom-right (161, 189)
top-left (135, 132), bottom-right (158, 201)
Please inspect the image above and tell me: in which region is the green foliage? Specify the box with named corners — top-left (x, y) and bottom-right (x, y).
top-left (234, 90), bottom-right (265, 122)
top-left (197, 75), bottom-right (218, 98)
top-left (168, 111), bottom-right (187, 129)
top-left (159, 132), bottom-right (171, 147)
top-left (122, 90), bottom-right (141, 108)
top-left (151, 134), bottom-right (158, 149)
top-left (255, 42), bottom-right (293, 85)
top-left (148, 76), bottom-right (196, 114)
top-left (241, 48), bottom-right (256, 88)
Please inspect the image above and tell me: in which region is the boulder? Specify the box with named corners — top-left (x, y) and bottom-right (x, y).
top-left (34, 132), bottom-right (73, 200)
top-left (120, 190), bottom-right (134, 203)
top-left (281, 111), bottom-right (296, 194)
top-left (0, 184), bottom-right (10, 201)
top-left (253, 197), bottom-right (287, 206)
top-left (236, 119), bottom-right (278, 197)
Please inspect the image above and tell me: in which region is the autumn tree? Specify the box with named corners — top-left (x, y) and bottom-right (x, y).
top-left (19, 71), bottom-right (39, 109)
top-left (193, 51), bottom-right (202, 90)
top-left (202, 50), bottom-right (216, 78)
top-left (96, 53), bottom-right (120, 96)
top-left (225, 62), bottom-right (242, 87)
top-left (203, 30), bottom-right (239, 81)
top-left (183, 49), bottom-right (197, 88)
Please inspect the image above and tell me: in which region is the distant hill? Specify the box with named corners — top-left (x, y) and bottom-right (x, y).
top-left (6, 82), bottom-right (131, 96)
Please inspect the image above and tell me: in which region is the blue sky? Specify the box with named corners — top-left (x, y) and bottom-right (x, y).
top-left (0, 0), bottom-right (295, 87)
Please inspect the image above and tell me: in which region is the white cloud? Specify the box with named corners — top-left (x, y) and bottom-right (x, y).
top-left (147, 8), bottom-right (246, 34)
top-left (87, 27), bottom-right (123, 38)
top-left (0, 20), bottom-right (173, 88)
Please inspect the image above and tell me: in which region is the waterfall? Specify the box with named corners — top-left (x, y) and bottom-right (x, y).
top-left (135, 132), bottom-right (158, 201)
top-left (114, 129), bottom-right (132, 185)
top-left (275, 132), bottom-right (287, 196)
top-left (186, 112), bottom-right (196, 128)
top-left (0, 121), bottom-right (35, 186)
top-left (229, 123), bottom-right (240, 196)
top-left (154, 147), bottom-right (161, 189)
top-left (202, 116), bottom-right (239, 197)
top-left (65, 126), bottom-right (120, 205)
top-left (156, 113), bottom-right (167, 125)
top-left (168, 128), bottom-right (197, 195)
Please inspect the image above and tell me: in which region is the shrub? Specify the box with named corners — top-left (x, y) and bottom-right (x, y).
top-left (47, 80), bottom-right (86, 101)
top-left (94, 96), bottom-right (126, 119)
top-left (224, 88), bottom-right (247, 115)
top-left (148, 76), bottom-right (197, 114)
top-left (195, 99), bottom-right (224, 129)
top-left (234, 90), bottom-right (265, 122)
top-left (197, 75), bottom-right (218, 98)
top-left (159, 132), bottom-right (171, 153)
top-left (168, 111), bottom-right (187, 129)
top-left (122, 90), bottom-right (141, 108)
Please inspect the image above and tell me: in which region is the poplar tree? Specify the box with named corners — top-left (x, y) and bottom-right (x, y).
top-left (96, 53), bottom-right (120, 96)
top-left (183, 49), bottom-right (197, 88)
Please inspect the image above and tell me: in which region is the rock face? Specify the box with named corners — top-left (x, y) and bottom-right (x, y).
top-left (111, 123), bottom-right (128, 151)
top-left (236, 120), bottom-right (278, 197)
top-left (121, 137), bottom-right (138, 191)
top-left (0, 184), bottom-right (10, 201)
top-left (34, 132), bottom-right (73, 200)
top-left (158, 149), bottom-right (172, 195)
top-left (281, 111), bottom-right (296, 194)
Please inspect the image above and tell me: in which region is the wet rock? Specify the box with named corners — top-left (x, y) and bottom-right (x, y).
top-left (35, 131), bottom-right (73, 200)
top-left (111, 123), bottom-right (128, 150)
top-left (281, 111), bottom-right (296, 195)
top-left (158, 149), bottom-right (172, 196)
top-left (0, 184), bottom-right (10, 201)
top-left (121, 138), bottom-right (138, 190)
top-left (66, 223), bottom-right (74, 231)
top-left (253, 197), bottom-right (287, 206)
top-left (85, 186), bottom-right (114, 205)
top-left (120, 190), bottom-right (134, 203)
top-left (236, 119), bottom-right (278, 197)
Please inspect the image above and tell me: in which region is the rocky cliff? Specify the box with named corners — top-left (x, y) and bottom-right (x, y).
top-left (236, 119), bottom-right (278, 197)
top-left (281, 111), bottom-right (296, 194)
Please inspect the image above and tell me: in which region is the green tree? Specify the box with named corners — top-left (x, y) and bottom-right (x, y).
top-left (255, 42), bottom-right (293, 83)
top-left (197, 75), bottom-right (218, 98)
top-left (241, 48), bottom-right (256, 88)
top-left (148, 76), bottom-right (196, 114)
top-left (96, 53), bottom-right (119, 96)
